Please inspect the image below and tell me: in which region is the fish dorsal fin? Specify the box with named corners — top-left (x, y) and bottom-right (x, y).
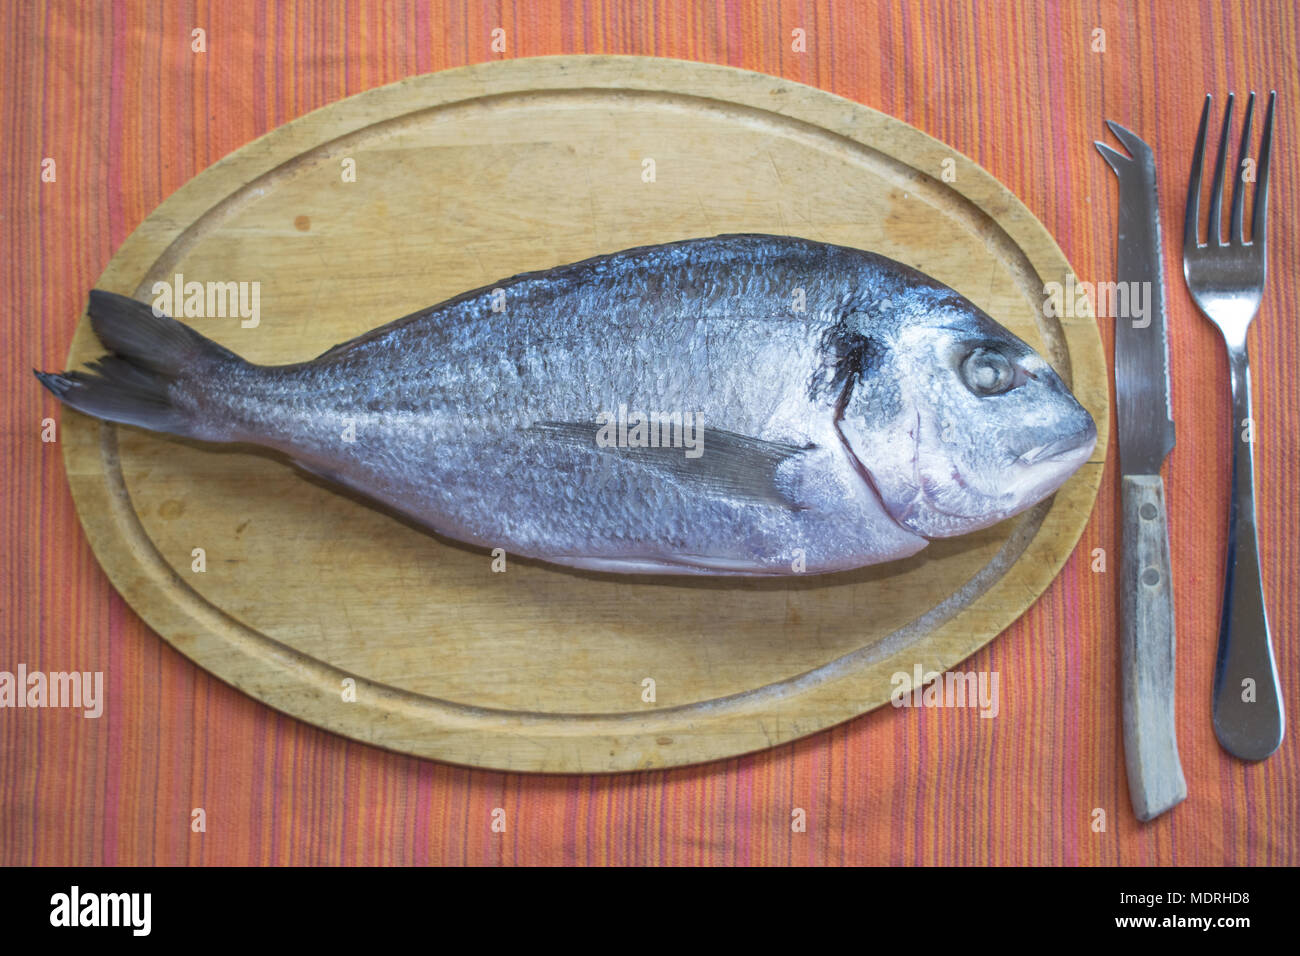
top-left (530, 420), bottom-right (813, 509)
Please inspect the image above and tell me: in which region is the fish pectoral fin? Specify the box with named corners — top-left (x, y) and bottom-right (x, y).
top-left (530, 420), bottom-right (813, 509)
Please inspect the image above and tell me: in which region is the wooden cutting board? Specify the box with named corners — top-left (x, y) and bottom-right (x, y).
top-left (60, 56), bottom-right (1108, 773)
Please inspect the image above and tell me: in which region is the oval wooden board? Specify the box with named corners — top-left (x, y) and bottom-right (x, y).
top-left (61, 56), bottom-right (1108, 773)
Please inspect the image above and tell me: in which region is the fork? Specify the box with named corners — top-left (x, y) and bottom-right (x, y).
top-left (1183, 91), bottom-right (1284, 760)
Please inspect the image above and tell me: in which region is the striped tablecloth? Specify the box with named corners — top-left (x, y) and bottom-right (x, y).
top-left (2, 0), bottom-right (1296, 865)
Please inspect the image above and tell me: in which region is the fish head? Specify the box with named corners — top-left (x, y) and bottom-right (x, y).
top-left (836, 292), bottom-right (1097, 538)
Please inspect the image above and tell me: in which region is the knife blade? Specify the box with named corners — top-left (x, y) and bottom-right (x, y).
top-left (1096, 121), bottom-right (1187, 822)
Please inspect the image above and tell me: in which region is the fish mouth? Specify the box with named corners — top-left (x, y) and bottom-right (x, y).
top-left (1015, 422), bottom-right (1098, 466)
top-left (1001, 419), bottom-right (1097, 514)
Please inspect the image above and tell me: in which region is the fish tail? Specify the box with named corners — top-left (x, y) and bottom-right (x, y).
top-left (34, 289), bottom-right (247, 439)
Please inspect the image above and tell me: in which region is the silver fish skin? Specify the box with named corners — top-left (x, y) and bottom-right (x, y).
top-left (36, 234), bottom-right (1097, 576)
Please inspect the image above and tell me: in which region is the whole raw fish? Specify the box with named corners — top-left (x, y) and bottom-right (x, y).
top-left (37, 234), bottom-right (1096, 575)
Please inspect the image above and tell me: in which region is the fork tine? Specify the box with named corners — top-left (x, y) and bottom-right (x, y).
top-left (1185, 95), bottom-right (1212, 253)
top-left (1207, 93), bottom-right (1234, 246)
top-left (1229, 93), bottom-right (1256, 244)
top-left (1251, 90), bottom-right (1276, 249)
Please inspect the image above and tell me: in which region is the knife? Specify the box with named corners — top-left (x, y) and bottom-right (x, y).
top-left (1096, 121), bottom-right (1187, 822)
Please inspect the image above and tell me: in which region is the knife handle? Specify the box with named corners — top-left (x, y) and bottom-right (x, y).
top-left (1120, 474), bottom-right (1187, 821)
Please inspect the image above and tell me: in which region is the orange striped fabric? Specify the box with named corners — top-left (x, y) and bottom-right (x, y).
top-left (2, 0), bottom-right (1296, 865)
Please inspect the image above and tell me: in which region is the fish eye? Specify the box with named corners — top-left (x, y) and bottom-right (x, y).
top-left (960, 346), bottom-right (1016, 396)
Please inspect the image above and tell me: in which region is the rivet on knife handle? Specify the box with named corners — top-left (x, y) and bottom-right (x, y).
top-left (1120, 475), bottom-right (1187, 820)
top-left (1096, 122), bottom-right (1186, 821)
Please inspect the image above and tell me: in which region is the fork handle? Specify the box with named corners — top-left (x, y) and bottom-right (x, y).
top-left (1121, 474), bottom-right (1188, 821)
top-left (1213, 345), bottom-right (1284, 759)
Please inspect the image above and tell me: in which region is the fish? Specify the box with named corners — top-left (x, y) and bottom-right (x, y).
top-left (35, 233), bottom-right (1097, 576)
